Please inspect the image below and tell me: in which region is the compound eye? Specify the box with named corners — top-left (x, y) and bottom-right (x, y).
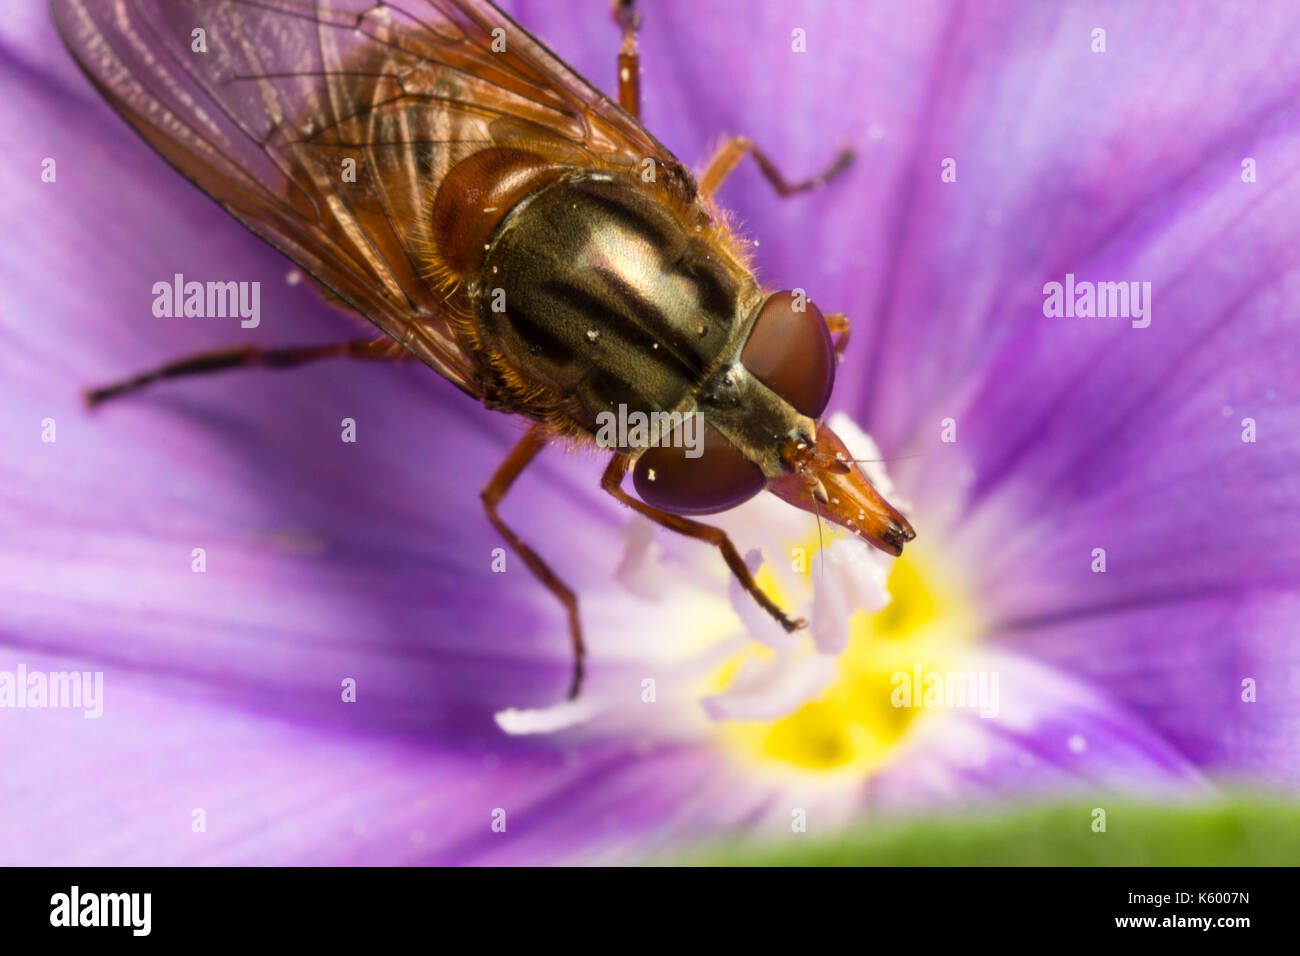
top-left (632, 423), bottom-right (766, 515)
top-left (740, 290), bottom-right (835, 417)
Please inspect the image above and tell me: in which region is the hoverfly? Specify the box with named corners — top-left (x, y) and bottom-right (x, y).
top-left (53, 0), bottom-right (915, 701)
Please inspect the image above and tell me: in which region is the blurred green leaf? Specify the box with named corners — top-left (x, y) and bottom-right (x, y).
top-left (677, 795), bottom-right (1300, 866)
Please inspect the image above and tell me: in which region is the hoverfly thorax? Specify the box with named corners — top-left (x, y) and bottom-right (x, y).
top-left (431, 147), bottom-right (757, 427)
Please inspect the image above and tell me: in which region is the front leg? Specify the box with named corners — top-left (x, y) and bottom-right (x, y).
top-left (826, 311), bottom-right (850, 361)
top-left (600, 454), bottom-right (806, 633)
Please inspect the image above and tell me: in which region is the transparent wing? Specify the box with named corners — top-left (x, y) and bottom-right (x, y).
top-left (51, 0), bottom-right (691, 399)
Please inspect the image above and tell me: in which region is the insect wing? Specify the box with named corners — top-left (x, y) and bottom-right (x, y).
top-left (50, 0), bottom-right (689, 397)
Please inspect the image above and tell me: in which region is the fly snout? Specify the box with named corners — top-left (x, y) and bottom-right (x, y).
top-left (768, 423), bottom-right (916, 556)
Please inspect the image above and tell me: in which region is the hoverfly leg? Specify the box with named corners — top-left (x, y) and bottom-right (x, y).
top-left (697, 137), bottom-right (855, 200)
top-left (600, 455), bottom-right (807, 633)
top-left (612, 0), bottom-right (641, 118)
top-left (481, 423), bottom-right (586, 700)
top-left (83, 338), bottom-right (409, 408)
top-left (825, 312), bottom-right (851, 360)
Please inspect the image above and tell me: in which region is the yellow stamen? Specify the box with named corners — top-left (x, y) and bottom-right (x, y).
top-left (719, 542), bottom-right (976, 776)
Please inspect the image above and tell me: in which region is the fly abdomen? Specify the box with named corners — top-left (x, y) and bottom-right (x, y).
top-left (473, 170), bottom-right (762, 436)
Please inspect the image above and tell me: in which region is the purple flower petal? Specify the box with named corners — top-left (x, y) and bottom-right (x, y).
top-left (3, 0), bottom-right (1298, 866)
top-left (846, 3), bottom-right (1300, 784)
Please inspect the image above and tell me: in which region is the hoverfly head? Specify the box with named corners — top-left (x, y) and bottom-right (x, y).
top-left (767, 424), bottom-right (915, 557)
top-left (632, 289), bottom-right (914, 556)
top-left (741, 290), bottom-right (915, 556)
